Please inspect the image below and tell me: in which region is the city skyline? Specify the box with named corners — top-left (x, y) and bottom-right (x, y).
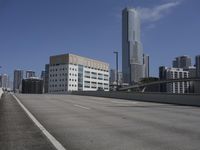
top-left (0, 0), bottom-right (200, 79)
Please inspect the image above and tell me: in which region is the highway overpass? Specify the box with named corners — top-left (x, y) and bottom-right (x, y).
top-left (119, 77), bottom-right (200, 91)
top-left (1, 93), bottom-right (200, 150)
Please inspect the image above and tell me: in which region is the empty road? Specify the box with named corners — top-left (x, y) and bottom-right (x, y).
top-left (2, 93), bottom-right (200, 150)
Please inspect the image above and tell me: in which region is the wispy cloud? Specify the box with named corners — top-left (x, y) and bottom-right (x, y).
top-left (137, 0), bottom-right (182, 23)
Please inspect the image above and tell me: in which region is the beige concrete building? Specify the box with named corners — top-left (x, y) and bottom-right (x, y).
top-left (48, 53), bottom-right (109, 93)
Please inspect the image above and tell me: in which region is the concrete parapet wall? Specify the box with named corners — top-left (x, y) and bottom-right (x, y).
top-left (72, 91), bottom-right (200, 107)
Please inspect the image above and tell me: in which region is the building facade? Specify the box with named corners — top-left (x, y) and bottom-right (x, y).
top-left (143, 54), bottom-right (149, 78)
top-left (44, 64), bottom-right (49, 93)
top-left (160, 67), bottom-right (189, 94)
top-left (26, 70), bottom-right (36, 79)
top-left (13, 70), bottom-right (23, 93)
top-left (196, 55), bottom-right (200, 77)
top-left (1, 74), bottom-right (9, 89)
top-left (48, 54), bottom-right (109, 93)
top-left (22, 77), bottom-right (43, 94)
top-left (122, 8), bottom-right (144, 85)
top-left (172, 55), bottom-right (192, 69)
top-left (110, 69), bottom-right (123, 85)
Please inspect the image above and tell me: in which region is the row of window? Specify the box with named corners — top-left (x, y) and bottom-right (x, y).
top-left (49, 84), bottom-right (77, 88)
top-left (50, 64), bottom-right (109, 72)
top-left (84, 76), bottom-right (108, 81)
top-left (50, 78), bottom-right (77, 82)
top-left (49, 73), bottom-right (77, 77)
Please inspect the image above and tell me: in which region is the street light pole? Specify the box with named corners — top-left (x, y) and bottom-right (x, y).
top-left (113, 51), bottom-right (119, 91)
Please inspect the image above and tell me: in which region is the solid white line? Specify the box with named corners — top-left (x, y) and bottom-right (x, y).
top-left (74, 104), bottom-right (90, 110)
top-left (12, 94), bottom-right (67, 150)
top-left (111, 100), bottom-right (138, 104)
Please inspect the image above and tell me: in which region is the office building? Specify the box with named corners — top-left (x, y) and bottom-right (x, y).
top-left (1, 74), bottom-right (9, 89)
top-left (172, 55), bottom-right (192, 69)
top-left (13, 70), bottom-right (23, 93)
top-left (110, 69), bottom-right (123, 85)
top-left (26, 70), bottom-right (36, 78)
top-left (122, 8), bottom-right (143, 84)
top-left (159, 66), bottom-right (167, 92)
top-left (109, 69), bottom-right (123, 91)
top-left (143, 54), bottom-right (149, 78)
top-left (196, 55), bottom-right (200, 77)
top-left (41, 71), bottom-right (45, 79)
top-left (159, 67), bottom-right (189, 94)
top-left (40, 70), bottom-right (45, 93)
top-left (44, 64), bottom-right (49, 93)
top-left (48, 53), bottom-right (109, 93)
top-left (185, 66), bottom-right (196, 78)
top-left (22, 77), bottom-right (43, 94)
top-left (110, 69), bottom-right (117, 84)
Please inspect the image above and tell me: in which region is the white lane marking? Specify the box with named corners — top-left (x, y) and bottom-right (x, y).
top-left (111, 100), bottom-right (138, 104)
top-left (74, 104), bottom-right (90, 110)
top-left (12, 94), bottom-right (67, 150)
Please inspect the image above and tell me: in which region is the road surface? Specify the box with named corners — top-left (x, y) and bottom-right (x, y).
top-left (2, 93), bottom-right (200, 150)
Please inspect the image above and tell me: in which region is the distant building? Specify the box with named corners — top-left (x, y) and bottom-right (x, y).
top-left (26, 70), bottom-right (36, 78)
top-left (110, 69), bottom-right (123, 85)
top-left (110, 69), bottom-right (117, 84)
top-left (22, 77), bottom-right (43, 94)
top-left (159, 67), bottom-right (189, 94)
top-left (143, 54), bottom-right (149, 78)
top-left (1, 74), bottom-right (9, 89)
top-left (194, 55), bottom-right (200, 93)
top-left (48, 53), bottom-right (109, 93)
top-left (44, 64), bottom-right (49, 93)
top-left (122, 8), bottom-right (144, 85)
top-left (41, 71), bottom-right (45, 79)
top-left (159, 66), bottom-right (167, 92)
top-left (185, 66), bottom-right (196, 78)
top-left (13, 70), bottom-right (23, 93)
top-left (172, 55), bottom-right (192, 69)
top-left (40, 70), bottom-right (45, 93)
top-left (195, 55), bottom-right (200, 77)
top-left (109, 69), bottom-right (123, 91)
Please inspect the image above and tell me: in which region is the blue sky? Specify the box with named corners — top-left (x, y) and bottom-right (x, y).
top-left (0, 0), bottom-right (200, 79)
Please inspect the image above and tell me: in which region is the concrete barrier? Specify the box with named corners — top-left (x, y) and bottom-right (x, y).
top-left (72, 91), bottom-right (200, 107)
top-left (0, 88), bottom-right (3, 99)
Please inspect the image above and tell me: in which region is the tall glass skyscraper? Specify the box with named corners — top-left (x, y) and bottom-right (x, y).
top-left (122, 8), bottom-right (143, 84)
top-left (13, 70), bottom-right (23, 92)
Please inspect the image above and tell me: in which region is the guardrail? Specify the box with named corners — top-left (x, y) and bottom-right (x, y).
top-left (72, 91), bottom-right (200, 107)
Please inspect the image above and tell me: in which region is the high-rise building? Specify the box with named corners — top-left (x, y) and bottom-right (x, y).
top-left (122, 8), bottom-right (143, 85)
top-left (110, 69), bottom-right (117, 84)
top-left (48, 53), bottom-right (109, 93)
top-left (195, 55), bottom-right (200, 77)
top-left (44, 64), bottom-right (49, 93)
top-left (159, 67), bottom-right (189, 94)
top-left (40, 70), bottom-right (45, 93)
top-left (26, 70), bottom-right (36, 78)
top-left (172, 55), bottom-right (192, 69)
top-left (22, 77), bottom-right (43, 94)
top-left (143, 54), bottom-right (149, 78)
top-left (110, 69), bottom-right (123, 85)
top-left (13, 70), bottom-right (23, 93)
top-left (1, 74), bottom-right (9, 89)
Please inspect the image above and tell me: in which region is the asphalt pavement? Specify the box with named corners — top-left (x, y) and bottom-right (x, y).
top-left (0, 93), bottom-right (55, 150)
top-left (12, 93), bottom-right (200, 150)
